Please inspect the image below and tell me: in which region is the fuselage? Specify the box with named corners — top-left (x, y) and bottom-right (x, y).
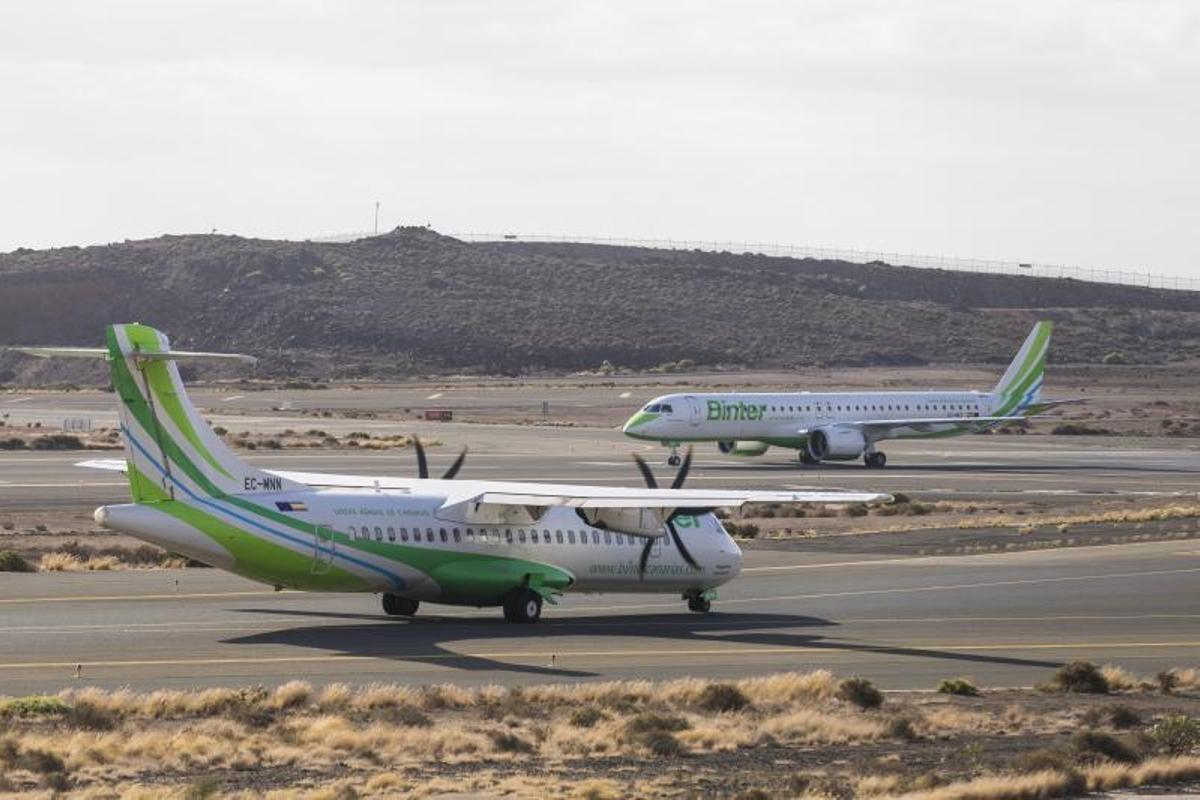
top-left (97, 482), bottom-right (743, 606)
top-left (624, 389), bottom-right (1000, 448)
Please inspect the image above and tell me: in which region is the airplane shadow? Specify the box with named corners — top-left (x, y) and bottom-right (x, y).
top-left (225, 609), bottom-right (1061, 679)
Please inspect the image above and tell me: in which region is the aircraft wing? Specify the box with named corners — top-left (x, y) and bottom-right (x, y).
top-left (436, 485), bottom-right (890, 537)
top-left (77, 461), bottom-right (887, 538)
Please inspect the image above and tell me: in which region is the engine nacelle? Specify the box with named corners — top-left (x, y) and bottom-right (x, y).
top-left (805, 426), bottom-right (867, 461)
top-left (717, 440), bottom-right (770, 457)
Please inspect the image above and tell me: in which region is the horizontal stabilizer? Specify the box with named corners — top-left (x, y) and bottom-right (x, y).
top-left (8, 346), bottom-right (256, 365)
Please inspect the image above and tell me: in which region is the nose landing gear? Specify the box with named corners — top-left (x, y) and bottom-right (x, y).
top-left (666, 445), bottom-right (682, 467)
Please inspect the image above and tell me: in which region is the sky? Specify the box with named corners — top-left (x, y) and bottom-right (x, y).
top-left (1, 1), bottom-right (1198, 277)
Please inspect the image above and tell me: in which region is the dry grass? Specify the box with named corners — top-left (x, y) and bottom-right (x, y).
top-left (3, 669), bottom-right (1200, 798)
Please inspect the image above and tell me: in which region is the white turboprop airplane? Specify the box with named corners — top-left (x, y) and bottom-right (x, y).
top-left (624, 321), bottom-right (1074, 468)
top-left (9, 324), bottom-right (887, 622)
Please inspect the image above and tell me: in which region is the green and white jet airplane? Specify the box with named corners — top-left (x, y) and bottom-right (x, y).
top-left (11, 324), bottom-right (886, 622)
top-left (624, 321), bottom-right (1076, 469)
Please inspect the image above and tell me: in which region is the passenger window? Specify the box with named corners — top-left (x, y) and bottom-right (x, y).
top-left (387, 527), bottom-right (395, 542)
top-left (505, 530), bottom-right (514, 544)
top-left (557, 530), bottom-right (565, 544)
top-left (426, 529), bottom-right (434, 542)
top-left (567, 530), bottom-right (575, 544)
top-left (453, 528), bottom-right (461, 542)
top-left (400, 528), bottom-right (408, 542)
top-left (530, 530), bottom-right (538, 543)
top-left (373, 526), bottom-right (382, 541)
top-left (592, 531), bottom-right (601, 544)
top-left (603, 531), bottom-right (612, 545)
top-left (518, 530), bottom-right (527, 544)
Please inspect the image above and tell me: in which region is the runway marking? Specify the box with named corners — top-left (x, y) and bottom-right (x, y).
top-left (0, 589), bottom-right (296, 605)
top-left (4, 641), bottom-right (1200, 673)
top-left (221, 395), bottom-right (245, 402)
top-left (4, 397), bottom-right (31, 404)
top-left (3, 612), bottom-right (1198, 637)
top-left (426, 392), bottom-right (444, 400)
top-left (723, 567), bottom-right (1200, 606)
top-left (0, 482), bottom-right (127, 489)
top-left (619, 392), bottom-right (631, 398)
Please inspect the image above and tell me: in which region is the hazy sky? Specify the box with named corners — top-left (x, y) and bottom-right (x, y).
top-left (2, 1), bottom-right (1198, 276)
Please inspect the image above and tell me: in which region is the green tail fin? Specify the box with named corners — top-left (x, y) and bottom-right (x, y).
top-left (992, 320), bottom-right (1052, 415)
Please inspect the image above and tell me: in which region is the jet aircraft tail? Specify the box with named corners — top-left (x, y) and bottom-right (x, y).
top-left (992, 320), bottom-right (1052, 415)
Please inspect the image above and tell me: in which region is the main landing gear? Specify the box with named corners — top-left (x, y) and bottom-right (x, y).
top-left (684, 589), bottom-right (713, 614)
top-left (503, 586), bottom-right (543, 623)
top-left (382, 593), bottom-right (419, 616)
top-left (864, 451), bottom-right (887, 468)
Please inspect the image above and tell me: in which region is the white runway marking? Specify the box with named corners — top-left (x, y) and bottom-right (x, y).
top-left (221, 395), bottom-right (244, 402)
top-left (619, 391), bottom-right (631, 398)
top-left (4, 397), bottom-right (31, 404)
top-left (427, 392), bottom-right (444, 399)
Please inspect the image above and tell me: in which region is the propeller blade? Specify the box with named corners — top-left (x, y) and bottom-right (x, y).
top-left (637, 537), bottom-right (654, 580)
top-left (413, 436), bottom-right (428, 479)
top-left (667, 519), bottom-right (700, 569)
top-left (670, 446), bottom-right (693, 489)
top-left (631, 454), bottom-right (658, 489)
top-left (441, 447), bottom-right (468, 480)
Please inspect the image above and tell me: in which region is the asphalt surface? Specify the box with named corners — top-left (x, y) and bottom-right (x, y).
top-left (2, 426), bottom-right (1198, 519)
top-left (1, 539), bottom-right (1197, 695)
top-left (2, 388), bottom-right (1199, 696)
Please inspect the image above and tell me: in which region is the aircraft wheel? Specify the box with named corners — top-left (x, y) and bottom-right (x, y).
top-left (667, 454), bottom-right (682, 467)
top-left (864, 452), bottom-right (887, 468)
top-left (503, 587), bottom-right (543, 623)
top-left (382, 593), bottom-right (419, 616)
top-left (687, 596), bottom-right (712, 613)
top-left (799, 450), bottom-right (819, 465)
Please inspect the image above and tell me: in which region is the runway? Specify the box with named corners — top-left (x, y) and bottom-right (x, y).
top-left (1, 539), bottom-right (1198, 695)
top-left (2, 430), bottom-right (1198, 520)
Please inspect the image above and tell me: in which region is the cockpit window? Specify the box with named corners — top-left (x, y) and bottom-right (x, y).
top-left (645, 402), bottom-right (673, 413)
top-left (660, 404), bottom-right (673, 413)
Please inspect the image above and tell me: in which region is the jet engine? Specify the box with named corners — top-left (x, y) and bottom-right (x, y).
top-left (805, 426), bottom-right (866, 461)
top-left (717, 440), bottom-right (770, 457)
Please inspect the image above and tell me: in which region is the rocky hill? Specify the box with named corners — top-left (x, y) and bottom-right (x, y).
top-left (1, 228), bottom-right (1198, 385)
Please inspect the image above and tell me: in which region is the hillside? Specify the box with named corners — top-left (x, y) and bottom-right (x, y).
top-left (1, 227), bottom-right (1198, 385)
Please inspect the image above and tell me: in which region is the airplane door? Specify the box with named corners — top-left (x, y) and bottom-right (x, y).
top-left (685, 396), bottom-right (702, 427)
top-left (313, 525), bottom-right (335, 575)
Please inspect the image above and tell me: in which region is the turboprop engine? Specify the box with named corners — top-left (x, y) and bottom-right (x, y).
top-left (805, 425), bottom-right (866, 461)
top-left (717, 440), bottom-right (770, 457)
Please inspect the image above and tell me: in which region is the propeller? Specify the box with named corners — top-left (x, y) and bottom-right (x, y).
top-left (412, 435), bottom-right (468, 480)
top-left (631, 447), bottom-right (700, 578)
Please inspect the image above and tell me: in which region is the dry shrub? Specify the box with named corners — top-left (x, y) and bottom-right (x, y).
top-left (38, 552), bottom-right (82, 571)
top-left (268, 681), bottom-right (312, 711)
top-left (1072, 730), bottom-right (1141, 764)
top-left (891, 769), bottom-right (1083, 800)
top-left (693, 683), bottom-right (750, 713)
top-left (571, 779), bottom-right (624, 800)
top-left (739, 670), bottom-right (837, 705)
top-left (1086, 755), bottom-right (1200, 791)
top-left (857, 773), bottom-right (904, 795)
top-left (838, 677), bottom-right (883, 709)
top-left (758, 708), bottom-right (887, 744)
top-left (1099, 664), bottom-right (1141, 693)
top-left (1052, 661), bottom-right (1109, 694)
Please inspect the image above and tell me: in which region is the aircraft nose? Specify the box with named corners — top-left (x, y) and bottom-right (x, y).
top-left (622, 409), bottom-right (657, 436)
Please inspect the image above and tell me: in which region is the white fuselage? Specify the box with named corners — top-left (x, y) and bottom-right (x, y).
top-left (625, 390), bottom-right (999, 446)
top-left (100, 484), bottom-right (743, 601)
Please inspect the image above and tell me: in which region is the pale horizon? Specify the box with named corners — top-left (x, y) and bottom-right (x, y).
top-left (2, 1), bottom-right (1198, 278)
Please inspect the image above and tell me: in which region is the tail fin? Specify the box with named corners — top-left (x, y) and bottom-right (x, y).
top-left (992, 320), bottom-right (1052, 415)
top-left (102, 323), bottom-right (304, 502)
